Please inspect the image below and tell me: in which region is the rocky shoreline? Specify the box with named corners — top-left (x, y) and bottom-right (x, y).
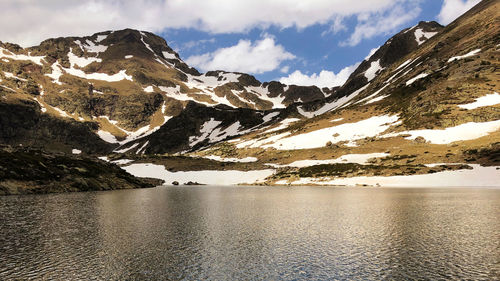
top-left (0, 146), bottom-right (163, 195)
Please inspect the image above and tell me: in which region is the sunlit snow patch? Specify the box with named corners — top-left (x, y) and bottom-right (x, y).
top-left (447, 49), bottom-right (481, 63)
top-left (243, 115), bottom-right (400, 150)
top-left (123, 163), bottom-right (275, 185)
top-left (385, 120), bottom-right (500, 144)
top-left (458, 93), bottom-right (500, 110)
top-left (286, 153), bottom-right (390, 168)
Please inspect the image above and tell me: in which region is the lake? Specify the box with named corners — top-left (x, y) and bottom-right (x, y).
top-left (1, 186), bottom-right (499, 280)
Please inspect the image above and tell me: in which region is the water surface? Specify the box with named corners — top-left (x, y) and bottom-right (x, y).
top-left (1, 186), bottom-right (499, 280)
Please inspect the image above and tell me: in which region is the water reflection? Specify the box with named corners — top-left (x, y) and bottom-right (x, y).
top-left (0, 187), bottom-right (499, 280)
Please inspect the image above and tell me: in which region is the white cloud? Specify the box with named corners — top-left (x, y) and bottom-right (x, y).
top-left (279, 63), bottom-right (360, 88)
top-left (185, 36), bottom-right (295, 74)
top-left (437, 0), bottom-right (480, 25)
top-left (182, 38), bottom-right (216, 50)
top-left (1, 0), bottom-right (421, 47)
top-left (280, 66), bottom-right (290, 73)
top-left (341, 4), bottom-right (421, 46)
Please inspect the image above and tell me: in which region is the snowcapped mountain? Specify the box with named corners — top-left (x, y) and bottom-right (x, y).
top-left (0, 28), bottom-right (329, 153)
top-left (0, 0), bottom-right (499, 189)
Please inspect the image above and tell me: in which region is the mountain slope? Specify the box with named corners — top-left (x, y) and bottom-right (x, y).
top-left (0, 29), bottom-right (330, 152)
top-left (184, 0), bottom-right (500, 185)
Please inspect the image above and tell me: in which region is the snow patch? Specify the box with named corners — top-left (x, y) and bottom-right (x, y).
top-left (458, 93), bottom-right (500, 110)
top-left (0, 47), bottom-right (45, 65)
top-left (262, 112), bottom-right (280, 123)
top-left (3, 72), bottom-right (26, 81)
top-left (204, 156), bottom-right (258, 163)
top-left (144, 86), bottom-right (154, 93)
top-left (386, 120), bottom-right (500, 144)
top-left (414, 28), bottom-right (438, 45)
top-left (364, 60), bottom-right (383, 81)
top-left (97, 130), bottom-right (119, 143)
top-left (123, 163), bottom-right (274, 185)
top-left (68, 48), bottom-right (101, 67)
top-left (114, 143), bottom-right (140, 153)
top-left (448, 49), bottom-right (481, 62)
top-left (45, 62), bottom-right (63, 85)
top-left (162, 51), bottom-right (177, 59)
top-left (299, 84), bottom-right (370, 118)
top-left (287, 153), bottom-right (390, 168)
top-left (125, 55), bottom-right (134, 59)
top-left (263, 118), bottom-right (301, 133)
top-left (111, 159), bottom-right (134, 165)
top-left (71, 149), bottom-right (82, 155)
top-left (406, 73), bottom-right (428, 85)
top-left (95, 35), bottom-right (108, 42)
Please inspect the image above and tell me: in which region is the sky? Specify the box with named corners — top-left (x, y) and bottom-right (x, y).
top-left (0, 0), bottom-right (481, 87)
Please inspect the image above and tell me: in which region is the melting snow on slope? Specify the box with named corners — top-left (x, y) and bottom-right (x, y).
top-left (298, 83), bottom-right (370, 118)
top-left (406, 73), bottom-right (428, 85)
top-left (46, 51), bottom-right (132, 83)
top-left (114, 143), bottom-right (140, 153)
top-left (65, 66), bottom-right (132, 82)
top-left (162, 51), bottom-right (177, 60)
top-left (286, 153), bottom-right (390, 168)
top-left (3, 72), bottom-right (26, 81)
top-left (241, 115), bottom-right (400, 150)
top-left (414, 28), bottom-right (438, 45)
top-left (236, 132), bottom-right (291, 149)
top-left (262, 111), bottom-right (280, 123)
top-left (95, 35), bottom-right (108, 42)
top-left (75, 39), bottom-right (108, 53)
top-left (364, 60), bottom-right (384, 81)
top-left (387, 120), bottom-right (500, 144)
top-left (287, 164), bottom-right (500, 187)
top-left (458, 92), bottom-right (500, 110)
top-left (123, 163), bottom-right (274, 185)
top-left (45, 62), bottom-right (63, 85)
top-left (97, 130), bottom-right (119, 143)
top-left (0, 47), bottom-right (45, 65)
top-left (447, 49), bottom-right (481, 62)
top-left (204, 155), bottom-right (258, 163)
top-left (246, 86), bottom-right (287, 108)
top-left (68, 48), bottom-right (101, 67)
top-left (189, 118), bottom-right (222, 147)
top-left (263, 118), bottom-right (301, 133)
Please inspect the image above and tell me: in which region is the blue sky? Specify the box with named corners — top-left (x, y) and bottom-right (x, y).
top-left (0, 0), bottom-right (480, 87)
top-left (157, 0), bottom-right (475, 85)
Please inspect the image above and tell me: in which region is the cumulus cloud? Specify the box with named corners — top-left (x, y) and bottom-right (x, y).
top-left (341, 4), bottom-right (421, 46)
top-left (181, 38), bottom-right (216, 50)
top-left (437, 0), bottom-right (480, 25)
top-left (279, 63), bottom-right (360, 88)
top-left (1, 0), bottom-right (420, 47)
top-left (185, 36), bottom-right (295, 74)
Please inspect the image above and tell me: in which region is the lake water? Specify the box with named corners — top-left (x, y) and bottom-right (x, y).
top-left (0, 186), bottom-right (499, 280)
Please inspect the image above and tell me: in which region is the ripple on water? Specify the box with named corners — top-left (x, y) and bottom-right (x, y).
top-left (0, 187), bottom-right (499, 280)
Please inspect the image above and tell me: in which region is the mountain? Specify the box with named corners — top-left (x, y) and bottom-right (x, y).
top-left (0, 0), bottom-right (498, 189)
top-left (185, 0), bottom-right (500, 185)
top-left (0, 29), bottom-right (329, 154)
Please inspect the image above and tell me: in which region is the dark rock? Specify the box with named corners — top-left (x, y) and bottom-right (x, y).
top-left (184, 181), bottom-right (205, 186)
